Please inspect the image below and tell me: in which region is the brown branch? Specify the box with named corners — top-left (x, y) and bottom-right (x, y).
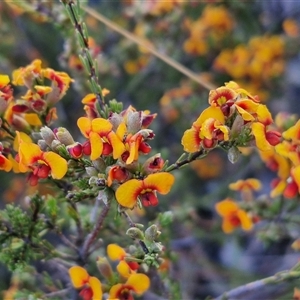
top-left (80, 201), bottom-right (111, 261)
top-left (81, 5), bottom-right (216, 91)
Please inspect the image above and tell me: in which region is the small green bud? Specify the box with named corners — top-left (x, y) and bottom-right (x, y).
top-left (40, 126), bottom-right (56, 146)
top-left (126, 227), bottom-right (144, 240)
top-left (228, 146), bottom-right (241, 164)
top-left (96, 257), bottom-right (114, 283)
top-left (55, 127), bottom-right (75, 146)
top-left (145, 224), bottom-right (160, 242)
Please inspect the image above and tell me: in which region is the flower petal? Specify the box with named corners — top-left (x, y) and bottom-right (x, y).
top-left (237, 210), bottom-right (253, 231)
top-left (90, 131), bottom-right (103, 160)
top-left (107, 131), bottom-right (125, 159)
top-left (91, 118), bottom-right (112, 134)
top-left (107, 244), bottom-right (126, 261)
top-left (0, 154), bottom-right (12, 172)
top-left (42, 152), bottom-right (68, 179)
top-left (115, 179), bottom-right (143, 208)
top-left (77, 117), bottom-right (91, 138)
top-left (89, 276), bottom-right (102, 300)
top-left (143, 173), bottom-right (174, 195)
top-left (117, 260), bottom-right (132, 278)
top-left (181, 127), bottom-right (201, 153)
top-left (215, 198), bottom-right (238, 217)
top-left (109, 283), bottom-right (123, 299)
top-left (126, 273), bottom-right (150, 295)
top-left (69, 266), bottom-right (89, 288)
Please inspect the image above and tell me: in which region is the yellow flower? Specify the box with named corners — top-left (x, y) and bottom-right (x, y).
top-left (181, 106), bottom-right (225, 153)
top-left (215, 198), bottom-right (253, 234)
top-left (69, 266), bottom-right (102, 300)
top-left (115, 172), bottom-right (174, 208)
top-left (17, 131), bottom-right (67, 185)
top-left (107, 244), bottom-right (139, 278)
top-left (108, 273), bottom-right (150, 300)
top-left (229, 178), bottom-right (262, 192)
top-left (77, 117), bottom-right (125, 161)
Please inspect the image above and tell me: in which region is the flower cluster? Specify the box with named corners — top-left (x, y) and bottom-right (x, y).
top-left (183, 5), bottom-right (234, 56)
top-left (69, 243), bottom-right (150, 300)
top-left (181, 81), bottom-right (281, 155)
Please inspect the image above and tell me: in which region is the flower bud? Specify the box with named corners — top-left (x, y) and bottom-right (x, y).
top-left (40, 126), bottom-right (56, 146)
top-left (67, 142), bottom-right (83, 159)
top-left (126, 227), bottom-right (144, 240)
top-left (143, 153), bottom-right (164, 174)
top-left (145, 224), bottom-right (161, 242)
top-left (228, 146), bottom-right (241, 164)
top-left (96, 257), bottom-right (114, 282)
top-left (55, 127), bottom-right (75, 146)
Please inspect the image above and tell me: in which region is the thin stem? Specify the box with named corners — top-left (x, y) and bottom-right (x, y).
top-left (165, 150), bottom-right (207, 172)
top-left (122, 211), bottom-right (136, 227)
top-left (215, 268), bottom-right (300, 300)
top-left (81, 5), bottom-right (216, 91)
top-left (80, 201), bottom-right (111, 261)
top-left (62, 0), bottom-right (104, 109)
top-left (44, 287), bottom-right (73, 298)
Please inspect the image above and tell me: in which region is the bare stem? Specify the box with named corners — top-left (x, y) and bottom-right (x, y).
top-left (215, 267), bottom-right (300, 300)
top-left (165, 149), bottom-right (207, 172)
top-left (122, 211), bottom-right (136, 227)
top-left (81, 5), bottom-right (216, 91)
top-left (80, 202), bottom-right (111, 261)
top-left (44, 287), bottom-right (73, 298)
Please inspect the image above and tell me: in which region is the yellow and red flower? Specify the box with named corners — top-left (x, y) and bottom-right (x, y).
top-left (69, 266), bottom-right (102, 300)
top-left (115, 172), bottom-right (174, 208)
top-left (215, 198), bottom-right (253, 233)
top-left (181, 106), bottom-right (228, 152)
top-left (108, 273), bottom-right (150, 300)
top-left (107, 244), bottom-right (139, 278)
top-left (0, 74), bottom-right (13, 114)
top-left (17, 131), bottom-right (67, 185)
top-left (77, 117), bottom-right (125, 161)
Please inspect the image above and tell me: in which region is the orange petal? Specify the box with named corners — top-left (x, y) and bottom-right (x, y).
top-left (181, 127), bottom-right (201, 153)
top-left (256, 104), bottom-right (273, 126)
top-left (109, 283), bottom-right (123, 299)
top-left (195, 106), bottom-right (225, 125)
top-left (89, 276), bottom-right (102, 300)
top-left (91, 118), bottom-right (112, 134)
top-left (69, 266), bottom-right (89, 288)
top-left (282, 119), bottom-right (300, 141)
top-left (107, 131), bottom-right (125, 159)
top-left (0, 154), bottom-right (12, 172)
top-left (14, 131), bottom-right (32, 152)
top-left (117, 260), bottom-right (132, 278)
top-left (24, 113), bottom-right (42, 126)
top-left (237, 210), bottom-right (253, 231)
top-left (126, 273), bottom-right (150, 295)
top-left (222, 218), bottom-right (235, 234)
top-left (82, 93), bottom-right (96, 104)
top-left (107, 244), bottom-right (126, 260)
top-left (77, 117), bottom-right (91, 138)
top-left (215, 198), bottom-right (238, 217)
top-left (143, 173), bottom-right (175, 195)
top-left (42, 152), bottom-right (68, 179)
top-left (115, 179), bottom-right (143, 208)
top-left (19, 142), bottom-right (42, 166)
top-left (251, 122), bottom-right (272, 151)
top-left (292, 166), bottom-right (300, 194)
top-left (90, 131), bottom-right (103, 160)
top-left (0, 74), bottom-right (10, 87)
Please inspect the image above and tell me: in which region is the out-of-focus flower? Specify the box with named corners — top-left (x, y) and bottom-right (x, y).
top-left (107, 244), bottom-right (139, 278)
top-left (108, 273), bottom-right (150, 300)
top-left (0, 74), bottom-right (13, 114)
top-left (115, 172), bottom-right (174, 208)
top-left (69, 266), bottom-right (102, 300)
top-left (283, 19), bottom-right (299, 37)
top-left (215, 198), bottom-right (253, 233)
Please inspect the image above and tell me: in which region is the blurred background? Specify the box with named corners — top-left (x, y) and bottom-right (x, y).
top-left (1, 0), bottom-right (300, 299)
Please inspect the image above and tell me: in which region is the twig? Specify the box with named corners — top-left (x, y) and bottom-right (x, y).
top-left (44, 287), bottom-right (73, 298)
top-left (122, 211), bottom-right (136, 227)
top-left (80, 202), bottom-right (111, 261)
top-left (165, 149), bottom-right (207, 172)
top-left (81, 5), bottom-right (216, 91)
top-left (215, 267), bottom-right (300, 300)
